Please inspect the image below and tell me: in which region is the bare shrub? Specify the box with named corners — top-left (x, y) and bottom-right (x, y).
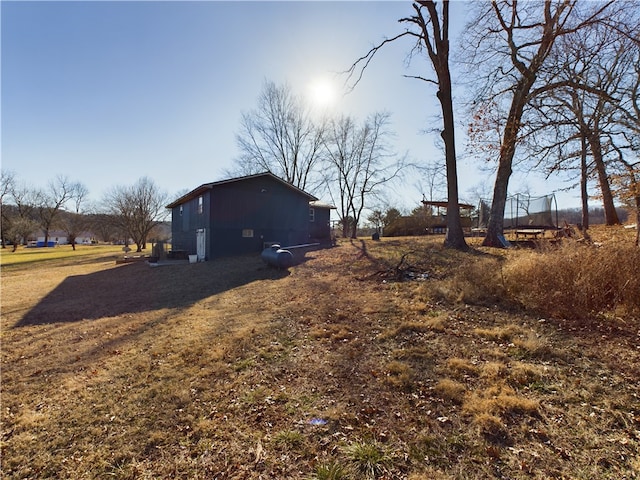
top-left (503, 242), bottom-right (640, 320)
top-left (434, 255), bottom-right (506, 304)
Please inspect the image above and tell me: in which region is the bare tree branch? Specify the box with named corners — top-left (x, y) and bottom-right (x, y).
top-left (344, 32), bottom-right (413, 92)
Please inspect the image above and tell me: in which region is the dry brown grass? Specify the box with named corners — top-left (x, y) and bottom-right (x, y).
top-left (1, 230), bottom-right (639, 479)
top-left (503, 231), bottom-right (640, 321)
top-left (434, 379), bottom-right (467, 404)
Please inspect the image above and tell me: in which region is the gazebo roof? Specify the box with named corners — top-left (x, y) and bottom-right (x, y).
top-left (421, 200), bottom-right (475, 210)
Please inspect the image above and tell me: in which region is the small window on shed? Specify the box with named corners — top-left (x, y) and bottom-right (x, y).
top-left (179, 205), bottom-right (183, 216)
top-left (242, 229), bottom-right (254, 238)
top-left (197, 196), bottom-right (203, 214)
top-left (309, 207), bottom-right (315, 222)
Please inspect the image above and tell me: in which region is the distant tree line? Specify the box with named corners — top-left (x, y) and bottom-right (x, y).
top-left (0, 172), bottom-right (169, 252)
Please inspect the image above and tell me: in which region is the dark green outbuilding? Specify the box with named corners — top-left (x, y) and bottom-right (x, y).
top-left (166, 172), bottom-right (333, 261)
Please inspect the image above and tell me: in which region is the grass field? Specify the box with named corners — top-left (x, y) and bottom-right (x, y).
top-left (1, 230), bottom-right (639, 479)
top-left (0, 244), bottom-right (125, 267)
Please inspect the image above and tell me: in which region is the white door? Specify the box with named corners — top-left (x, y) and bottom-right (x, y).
top-left (196, 228), bottom-right (206, 261)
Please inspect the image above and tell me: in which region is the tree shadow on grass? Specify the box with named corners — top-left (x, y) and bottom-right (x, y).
top-left (13, 255), bottom-right (289, 327)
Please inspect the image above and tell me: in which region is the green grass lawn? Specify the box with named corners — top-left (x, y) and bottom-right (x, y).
top-left (0, 244), bottom-right (126, 267)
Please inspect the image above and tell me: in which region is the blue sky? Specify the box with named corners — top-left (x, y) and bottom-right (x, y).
top-left (2, 1), bottom-right (580, 212)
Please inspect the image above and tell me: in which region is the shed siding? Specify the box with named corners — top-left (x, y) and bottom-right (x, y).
top-left (170, 174), bottom-right (315, 259)
top-left (208, 177), bottom-right (310, 258)
top-left (309, 207), bottom-right (332, 242)
top-left (171, 191), bottom-right (211, 256)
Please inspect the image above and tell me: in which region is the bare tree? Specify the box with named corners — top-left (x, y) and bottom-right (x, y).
top-left (59, 183), bottom-right (90, 250)
top-left (234, 80), bottom-right (326, 192)
top-left (104, 177), bottom-right (169, 253)
top-left (323, 112), bottom-right (403, 238)
top-left (4, 180), bottom-right (40, 250)
top-left (611, 28), bottom-right (640, 245)
top-left (527, 10), bottom-right (639, 234)
top-left (0, 170), bottom-right (16, 248)
top-left (415, 162), bottom-right (446, 212)
top-left (403, 1), bottom-right (467, 249)
top-left (35, 175), bottom-right (83, 246)
top-left (462, 0), bottom-right (616, 246)
top-left (524, 26), bottom-right (628, 231)
top-left (6, 218), bottom-right (40, 252)
top-left (347, 0), bottom-right (468, 249)
top-left (564, 28), bottom-right (626, 226)
top-left (367, 209), bottom-right (385, 233)
top-left (618, 47), bottom-right (640, 139)
top-left (88, 213), bottom-right (120, 244)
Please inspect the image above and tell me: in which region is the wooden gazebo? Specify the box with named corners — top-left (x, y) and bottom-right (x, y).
top-left (420, 200), bottom-right (475, 234)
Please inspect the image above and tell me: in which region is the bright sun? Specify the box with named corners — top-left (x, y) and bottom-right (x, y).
top-left (308, 79), bottom-right (336, 108)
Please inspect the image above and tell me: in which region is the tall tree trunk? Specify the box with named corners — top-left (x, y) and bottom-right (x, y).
top-left (479, 0), bottom-right (577, 247)
top-left (439, 86), bottom-right (467, 250)
top-left (482, 83), bottom-right (530, 247)
top-left (422, 0), bottom-right (467, 250)
top-left (580, 130), bottom-right (591, 237)
top-left (635, 195), bottom-right (640, 247)
top-left (587, 130), bottom-right (620, 225)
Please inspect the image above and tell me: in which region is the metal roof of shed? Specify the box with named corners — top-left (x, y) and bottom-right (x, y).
top-left (309, 201), bottom-right (336, 209)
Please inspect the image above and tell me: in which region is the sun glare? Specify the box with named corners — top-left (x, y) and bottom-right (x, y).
top-left (308, 78), bottom-right (337, 108)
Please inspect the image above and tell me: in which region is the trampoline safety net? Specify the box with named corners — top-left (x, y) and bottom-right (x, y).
top-left (477, 193), bottom-right (558, 229)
